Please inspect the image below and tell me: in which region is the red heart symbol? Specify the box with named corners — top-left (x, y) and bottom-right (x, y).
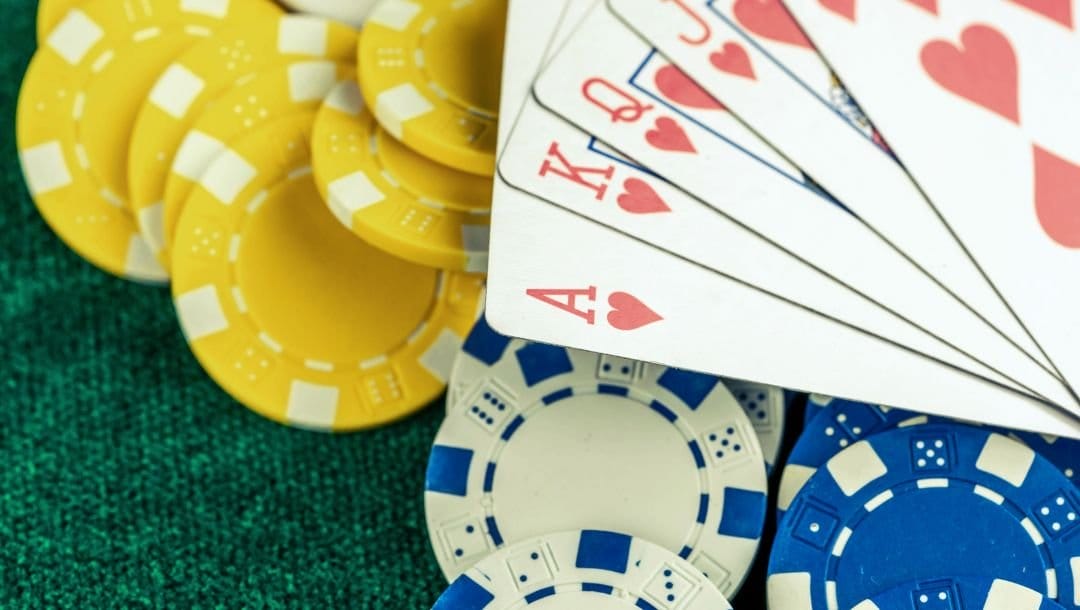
top-left (1033, 145), bottom-right (1080, 248)
top-left (645, 117), bottom-right (697, 154)
top-left (654, 64), bottom-right (725, 111)
top-left (733, 0), bottom-right (813, 48)
top-left (1009, 0), bottom-right (1072, 29)
top-left (617, 178), bottom-right (672, 214)
top-left (709, 41), bottom-right (756, 80)
top-left (820, 0), bottom-right (856, 21)
top-left (921, 25), bottom-right (1019, 123)
top-left (607, 292), bottom-right (663, 331)
top-left (905, 0), bottom-right (939, 14)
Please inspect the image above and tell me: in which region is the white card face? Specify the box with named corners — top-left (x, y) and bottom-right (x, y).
top-left (607, 0), bottom-right (1058, 378)
top-left (485, 0), bottom-right (1080, 437)
top-left (529, 3), bottom-right (1078, 411)
top-left (500, 74), bottom-right (1023, 392)
top-left (775, 0), bottom-right (1080, 400)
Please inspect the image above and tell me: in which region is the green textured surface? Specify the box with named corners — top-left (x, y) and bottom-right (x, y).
top-left (2, 3), bottom-right (447, 607)
top-left (1, 2), bottom-right (794, 607)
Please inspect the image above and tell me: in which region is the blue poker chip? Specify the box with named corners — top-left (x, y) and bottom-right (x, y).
top-left (431, 529), bottom-right (733, 610)
top-left (767, 423), bottom-right (1080, 609)
top-left (777, 396), bottom-right (944, 517)
top-left (787, 396), bottom-right (1080, 503)
top-left (853, 576), bottom-right (1067, 610)
top-left (428, 315), bottom-right (768, 599)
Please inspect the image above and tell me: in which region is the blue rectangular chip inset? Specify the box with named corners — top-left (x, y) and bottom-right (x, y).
top-left (515, 343), bottom-right (574, 387)
top-left (717, 487), bottom-right (767, 540)
top-left (575, 530), bottom-right (632, 574)
top-left (432, 575), bottom-right (495, 610)
top-left (582, 583), bottom-right (614, 595)
top-left (524, 586), bottom-right (556, 604)
top-left (462, 315), bottom-right (512, 366)
top-left (598, 384), bottom-right (629, 396)
top-left (657, 369), bottom-right (720, 409)
top-left (426, 445), bottom-right (474, 497)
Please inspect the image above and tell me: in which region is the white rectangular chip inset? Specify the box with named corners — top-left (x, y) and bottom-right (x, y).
top-left (288, 61), bottom-right (338, 102)
top-left (47, 10), bottom-right (103, 65)
top-left (328, 172), bottom-right (386, 227)
top-left (826, 440), bottom-right (887, 497)
top-left (278, 16), bottom-right (329, 55)
top-left (976, 433), bottom-right (1036, 487)
top-left (419, 329), bottom-right (463, 383)
top-left (180, 0), bottom-right (229, 18)
top-left (369, 0), bottom-right (422, 31)
top-left (175, 285), bottom-right (229, 341)
top-left (288, 380), bottom-right (340, 429)
top-left (150, 64), bottom-right (206, 119)
top-left (766, 573), bottom-right (813, 610)
top-left (20, 141), bottom-right (72, 196)
top-left (199, 148), bottom-right (256, 205)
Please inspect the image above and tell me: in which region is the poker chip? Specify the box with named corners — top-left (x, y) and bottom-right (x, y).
top-left (35, 0), bottom-right (80, 41)
top-left (311, 79), bottom-right (491, 273)
top-left (356, 0), bottom-right (507, 176)
top-left (425, 315), bottom-right (768, 598)
top-left (161, 60), bottom-right (352, 253)
top-left (777, 396), bottom-right (942, 516)
top-left (784, 395), bottom-right (1080, 510)
top-left (17, 0), bottom-right (280, 281)
top-left (128, 15), bottom-right (358, 267)
top-left (767, 423), bottom-right (1080, 609)
top-left (277, 0), bottom-right (377, 28)
top-left (170, 112), bottom-right (484, 431)
top-left (720, 378), bottom-right (785, 473)
top-left (853, 577), bottom-right (1067, 610)
top-left (432, 529), bottom-right (733, 610)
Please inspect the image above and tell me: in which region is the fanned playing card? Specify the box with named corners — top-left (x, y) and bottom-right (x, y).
top-left (528, 2), bottom-right (1078, 411)
top-left (774, 0), bottom-right (1080, 399)
top-left (484, 0), bottom-right (1080, 437)
top-left (606, 0), bottom-right (1065, 384)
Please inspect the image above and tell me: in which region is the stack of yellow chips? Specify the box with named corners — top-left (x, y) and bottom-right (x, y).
top-left (16, 0), bottom-right (506, 432)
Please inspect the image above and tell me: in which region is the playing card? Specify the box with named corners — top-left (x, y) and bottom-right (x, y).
top-left (485, 0), bottom-right (1080, 437)
top-left (776, 0), bottom-right (1080, 403)
top-left (499, 69), bottom-right (1027, 393)
top-left (607, 0), bottom-right (1059, 379)
top-left (529, 2), bottom-right (1079, 411)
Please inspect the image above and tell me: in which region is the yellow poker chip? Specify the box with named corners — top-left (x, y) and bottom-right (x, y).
top-left (36, 0), bottom-right (82, 41)
top-left (312, 80), bottom-right (491, 273)
top-left (357, 0), bottom-right (508, 177)
top-left (161, 60), bottom-right (352, 255)
top-left (171, 112), bottom-right (483, 431)
top-left (17, 0), bottom-right (281, 281)
top-left (128, 15), bottom-right (358, 267)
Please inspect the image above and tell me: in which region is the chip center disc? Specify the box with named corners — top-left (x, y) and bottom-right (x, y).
top-left (423, 0), bottom-right (506, 116)
top-left (831, 485), bottom-right (1045, 607)
top-left (491, 394), bottom-right (701, 553)
top-left (81, 31), bottom-right (194, 205)
top-left (236, 177), bottom-right (440, 363)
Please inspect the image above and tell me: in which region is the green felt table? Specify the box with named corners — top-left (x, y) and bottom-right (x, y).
top-left (1, 2), bottom-right (795, 606)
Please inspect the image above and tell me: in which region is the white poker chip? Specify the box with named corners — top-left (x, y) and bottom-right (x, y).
top-left (450, 334), bottom-right (785, 473)
top-left (427, 316), bottom-right (769, 599)
top-left (277, 0), bottom-right (375, 27)
top-left (431, 529), bottom-right (734, 610)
